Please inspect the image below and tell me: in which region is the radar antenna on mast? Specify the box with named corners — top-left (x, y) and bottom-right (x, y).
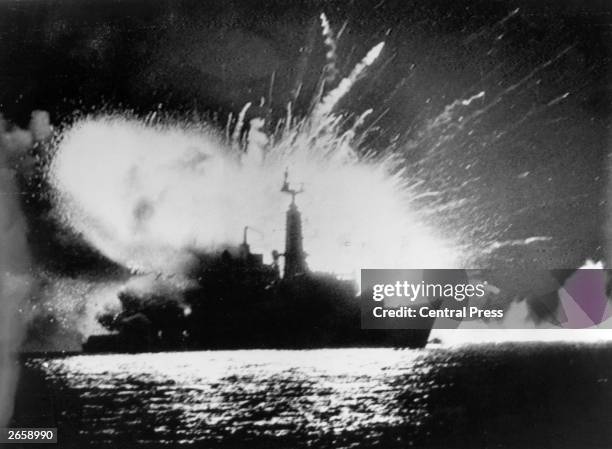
top-left (281, 168), bottom-right (304, 204)
top-left (280, 169), bottom-right (307, 278)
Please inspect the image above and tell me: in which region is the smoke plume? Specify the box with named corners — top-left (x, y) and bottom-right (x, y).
top-left (0, 111), bottom-right (51, 426)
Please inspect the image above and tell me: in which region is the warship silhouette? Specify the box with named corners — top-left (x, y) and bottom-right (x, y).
top-left (83, 171), bottom-right (432, 353)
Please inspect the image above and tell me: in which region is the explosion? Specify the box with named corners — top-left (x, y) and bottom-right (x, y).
top-left (49, 40), bottom-right (460, 280)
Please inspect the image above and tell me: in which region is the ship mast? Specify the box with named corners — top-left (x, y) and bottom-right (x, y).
top-left (281, 169), bottom-right (307, 278)
top-left (239, 226), bottom-right (251, 260)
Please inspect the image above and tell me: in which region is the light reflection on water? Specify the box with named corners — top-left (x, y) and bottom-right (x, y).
top-left (27, 349), bottom-right (432, 446)
top-left (21, 344), bottom-right (612, 448)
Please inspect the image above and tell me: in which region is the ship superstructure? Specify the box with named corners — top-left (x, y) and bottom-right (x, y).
top-left (281, 169), bottom-right (308, 279)
top-left (83, 172), bottom-right (432, 353)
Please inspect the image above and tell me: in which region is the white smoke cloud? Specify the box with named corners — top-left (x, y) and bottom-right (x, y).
top-left (49, 114), bottom-right (459, 281)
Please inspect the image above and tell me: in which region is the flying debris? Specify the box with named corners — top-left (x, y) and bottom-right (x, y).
top-left (313, 42), bottom-right (385, 120)
top-left (320, 13), bottom-right (339, 84)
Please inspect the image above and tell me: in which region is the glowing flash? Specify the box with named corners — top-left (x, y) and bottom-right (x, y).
top-left (49, 41), bottom-right (459, 279)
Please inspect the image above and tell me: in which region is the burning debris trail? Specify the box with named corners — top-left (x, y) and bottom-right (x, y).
top-left (319, 13), bottom-right (339, 84)
top-left (313, 42), bottom-right (385, 121)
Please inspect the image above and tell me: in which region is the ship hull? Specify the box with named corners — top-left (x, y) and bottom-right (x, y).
top-left (83, 274), bottom-right (433, 354)
top-left (83, 329), bottom-right (431, 353)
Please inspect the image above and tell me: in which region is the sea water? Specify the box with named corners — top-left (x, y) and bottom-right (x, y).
top-left (12, 344), bottom-right (612, 448)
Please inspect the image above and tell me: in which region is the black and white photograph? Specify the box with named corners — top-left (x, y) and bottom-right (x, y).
top-left (0, 0), bottom-right (611, 447)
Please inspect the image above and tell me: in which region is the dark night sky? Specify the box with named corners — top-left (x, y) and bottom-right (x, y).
top-left (0, 0), bottom-right (611, 270)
